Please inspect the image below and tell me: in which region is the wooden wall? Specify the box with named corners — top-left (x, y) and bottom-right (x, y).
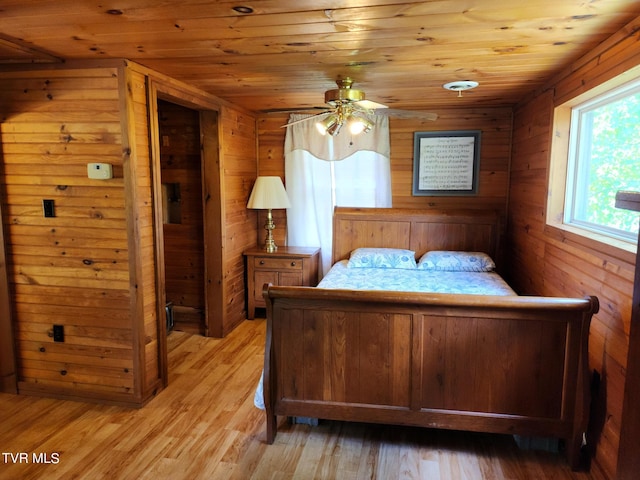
top-left (507, 18), bottom-right (640, 480)
top-left (0, 65), bottom-right (144, 403)
top-left (124, 66), bottom-right (163, 401)
top-left (257, 107), bottom-right (512, 248)
top-left (0, 60), bottom-right (259, 404)
top-left (219, 106), bottom-right (258, 336)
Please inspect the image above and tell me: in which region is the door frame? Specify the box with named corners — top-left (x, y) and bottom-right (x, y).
top-left (147, 79), bottom-right (221, 384)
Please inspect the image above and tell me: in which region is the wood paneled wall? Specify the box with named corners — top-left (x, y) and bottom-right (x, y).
top-left (0, 65), bottom-right (141, 403)
top-left (257, 107), bottom-right (512, 247)
top-left (0, 60), bottom-right (259, 404)
top-left (124, 66), bottom-right (163, 401)
top-left (507, 18), bottom-right (640, 480)
top-left (219, 106), bottom-right (258, 336)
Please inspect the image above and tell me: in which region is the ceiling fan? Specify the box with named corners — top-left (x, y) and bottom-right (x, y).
top-left (278, 77), bottom-right (438, 136)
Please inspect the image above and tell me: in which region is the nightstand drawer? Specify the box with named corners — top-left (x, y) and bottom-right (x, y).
top-left (254, 257), bottom-right (303, 270)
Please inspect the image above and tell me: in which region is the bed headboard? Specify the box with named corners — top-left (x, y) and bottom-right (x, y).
top-left (332, 207), bottom-right (502, 266)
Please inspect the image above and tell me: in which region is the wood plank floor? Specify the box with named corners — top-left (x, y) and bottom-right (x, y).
top-left (0, 318), bottom-right (606, 480)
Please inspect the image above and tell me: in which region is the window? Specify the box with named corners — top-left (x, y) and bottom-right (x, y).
top-left (283, 114), bottom-right (392, 276)
top-left (549, 73), bottom-right (640, 249)
top-left (285, 148), bottom-right (392, 277)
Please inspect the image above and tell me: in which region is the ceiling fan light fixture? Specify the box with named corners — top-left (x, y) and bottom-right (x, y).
top-left (316, 114), bottom-right (339, 135)
top-left (326, 121), bottom-right (342, 136)
top-left (324, 77), bottom-right (366, 106)
top-left (281, 77), bottom-right (437, 132)
top-left (349, 116), bottom-right (373, 135)
top-left (325, 88), bottom-right (365, 105)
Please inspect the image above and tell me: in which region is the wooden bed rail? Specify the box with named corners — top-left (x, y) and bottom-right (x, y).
top-left (263, 285), bottom-right (599, 312)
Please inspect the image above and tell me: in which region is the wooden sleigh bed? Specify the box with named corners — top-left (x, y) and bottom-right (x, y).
top-left (261, 208), bottom-right (598, 469)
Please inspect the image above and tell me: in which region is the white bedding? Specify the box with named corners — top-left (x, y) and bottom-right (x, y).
top-left (318, 260), bottom-right (516, 296)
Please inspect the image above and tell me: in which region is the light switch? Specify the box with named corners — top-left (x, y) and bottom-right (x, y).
top-left (43, 199), bottom-right (55, 218)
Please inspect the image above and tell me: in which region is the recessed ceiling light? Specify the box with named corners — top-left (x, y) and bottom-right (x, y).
top-left (232, 6), bottom-right (254, 14)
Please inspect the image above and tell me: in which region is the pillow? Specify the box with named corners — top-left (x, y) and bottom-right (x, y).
top-left (347, 248), bottom-right (417, 269)
top-left (417, 251), bottom-right (495, 272)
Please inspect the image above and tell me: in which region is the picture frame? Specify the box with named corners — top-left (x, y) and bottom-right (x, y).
top-left (412, 130), bottom-right (481, 196)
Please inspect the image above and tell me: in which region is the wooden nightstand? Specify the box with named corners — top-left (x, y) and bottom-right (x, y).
top-left (244, 246), bottom-right (320, 319)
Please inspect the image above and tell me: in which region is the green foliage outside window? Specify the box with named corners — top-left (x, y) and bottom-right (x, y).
top-left (580, 92), bottom-right (640, 237)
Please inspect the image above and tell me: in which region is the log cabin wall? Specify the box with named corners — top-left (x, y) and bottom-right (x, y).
top-left (0, 59), bottom-right (258, 404)
top-left (218, 105), bottom-right (258, 336)
top-left (0, 217), bottom-right (15, 393)
top-left (507, 19), bottom-right (640, 480)
top-left (124, 66), bottom-right (162, 401)
top-left (257, 107), bottom-right (513, 249)
top-left (212, 105), bottom-right (257, 337)
top-left (0, 63), bottom-right (150, 404)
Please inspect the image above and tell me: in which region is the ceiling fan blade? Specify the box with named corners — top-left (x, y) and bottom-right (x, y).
top-left (354, 99), bottom-right (388, 110)
top-left (280, 110), bottom-right (333, 128)
top-left (371, 108), bottom-right (438, 121)
top-left (263, 106), bottom-right (330, 114)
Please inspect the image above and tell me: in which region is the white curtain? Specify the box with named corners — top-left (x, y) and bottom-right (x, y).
top-left (284, 114), bottom-right (392, 277)
top-left (284, 113), bottom-right (391, 161)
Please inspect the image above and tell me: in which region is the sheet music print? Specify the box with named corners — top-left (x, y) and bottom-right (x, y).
top-left (418, 136), bottom-right (475, 190)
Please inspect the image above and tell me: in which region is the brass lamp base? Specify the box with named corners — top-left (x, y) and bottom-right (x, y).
top-left (263, 209), bottom-right (278, 253)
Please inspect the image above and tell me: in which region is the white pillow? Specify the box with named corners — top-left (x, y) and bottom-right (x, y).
top-left (417, 251), bottom-right (495, 272)
top-left (347, 248), bottom-right (417, 269)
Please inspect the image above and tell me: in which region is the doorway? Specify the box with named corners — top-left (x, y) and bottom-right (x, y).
top-left (149, 88), bottom-right (222, 386)
top-left (157, 100), bottom-right (205, 334)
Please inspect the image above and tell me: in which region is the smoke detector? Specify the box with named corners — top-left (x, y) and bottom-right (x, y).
top-left (443, 80), bottom-right (479, 97)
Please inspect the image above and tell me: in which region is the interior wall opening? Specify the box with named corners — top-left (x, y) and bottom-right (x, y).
top-left (157, 99), bottom-right (206, 335)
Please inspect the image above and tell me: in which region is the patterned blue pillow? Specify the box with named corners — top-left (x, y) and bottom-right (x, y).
top-left (417, 251), bottom-right (495, 272)
top-left (347, 248), bottom-right (417, 269)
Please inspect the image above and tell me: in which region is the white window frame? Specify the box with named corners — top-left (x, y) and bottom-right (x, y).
top-left (548, 69), bottom-right (640, 254)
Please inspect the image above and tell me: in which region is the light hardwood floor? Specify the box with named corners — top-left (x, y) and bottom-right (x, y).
top-left (0, 318), bottom-right (605, 480)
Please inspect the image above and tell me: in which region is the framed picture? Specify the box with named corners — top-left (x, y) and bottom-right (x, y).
top-left (412, 130), bottom-right (481, 196)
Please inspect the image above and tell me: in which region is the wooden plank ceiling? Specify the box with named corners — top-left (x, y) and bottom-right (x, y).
top-left (1, 0), bottom-right (640, 113)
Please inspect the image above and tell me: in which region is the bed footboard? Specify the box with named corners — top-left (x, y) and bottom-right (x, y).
top-left (262, 285), bottom-right (598, 470)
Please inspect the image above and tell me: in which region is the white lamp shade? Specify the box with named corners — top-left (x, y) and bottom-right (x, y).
top-left (246, 176), bottom-right (291, 209)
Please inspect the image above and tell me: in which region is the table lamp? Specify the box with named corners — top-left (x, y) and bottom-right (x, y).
top-left (247, 176), bottom-right (291, 252)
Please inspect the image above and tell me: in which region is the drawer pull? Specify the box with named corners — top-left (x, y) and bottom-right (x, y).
top-left (290, 261), bottom-right (296, 266)
top-left (260, 260), bottom-right (265, 265)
